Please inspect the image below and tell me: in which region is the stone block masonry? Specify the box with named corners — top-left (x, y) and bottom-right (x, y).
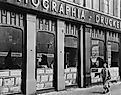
top-left (37, 68), bottom-right (54, 90)
top-left (0, 70), bottom-right (21, 94)
top-left (64, 67), bottom-right (77, 86)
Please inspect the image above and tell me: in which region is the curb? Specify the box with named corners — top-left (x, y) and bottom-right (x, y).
top-left (38, 81), bottom-right (121, 95)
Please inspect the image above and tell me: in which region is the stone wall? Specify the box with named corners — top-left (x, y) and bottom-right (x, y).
top-left (0, 68), bottom-right (54, 94)
top-left (64, 67), bottom-right (77, 86)
top-left (36, 68), bottom-right (53, 90)
top-left (0, 70), bottom-right (21, 94)
top-left (1, 67), bottom-right (119, 94)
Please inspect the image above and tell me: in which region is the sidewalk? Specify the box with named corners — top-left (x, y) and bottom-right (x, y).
top-left (38, 81), bottom-right (121, 95)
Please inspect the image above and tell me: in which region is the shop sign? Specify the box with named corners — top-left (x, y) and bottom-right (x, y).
top-left (16, 0), bottom-right (85, 21)
top-left (0, 52), bottom-right (22, 57)
top-left (2, 0), bottom-right (121, 30)
top-left (95, 14), bottom-right (120, 29)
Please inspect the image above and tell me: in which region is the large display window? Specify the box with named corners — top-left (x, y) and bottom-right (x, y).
top-left (107, 32), bottom-right (119, 67)
top-left (0, 26), bottom-right (23, 69)
top-left (36, 18), bottom-right (56, 90)
top-left (36, 32), bottom-right (55, 68)
top-left (107, 32), bottom-right (120, 81)
top-left (0, 9), bottom-right (24, 94)
top-left (90, 28), bottom-right (120, 83)
top-left (90, 28), bottom-right (105, 83)
top-left (64, 22), bottom-right (78, 86)
top-left (90, 29), bottom-right (105, 68)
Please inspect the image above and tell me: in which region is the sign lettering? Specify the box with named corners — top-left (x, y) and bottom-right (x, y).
top-left (3, 0), bottom-right (121, 30)
top-left (31, 0), bottom-right (40, 7)
top-left (95, 14), bottom-right (121, 29)
top-left (42, 0), bottom-right (49, 10)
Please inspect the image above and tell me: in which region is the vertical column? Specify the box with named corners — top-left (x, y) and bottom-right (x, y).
top-left (84, 25), bottom-right (91, 87)
top-left (104, 30), bottom-right (107, 62)
top-left (117, 0), bottom-right (120, 18)
top-left (56, 20), bottom-right (65, 90)
top-left (85, 0), bottom-right (92, 8)
top-left (119, 34), bottom-right (121, 80)
top-left (100, 0), bottom-right (104, 12)
top-left (113, 0), bottom-right (117, 17)
top-left (78, 25), bottom-right (84, 88)
top-left (26, 14), bottom-right (36, 95)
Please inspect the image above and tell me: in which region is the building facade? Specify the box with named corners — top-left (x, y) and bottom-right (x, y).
top-left (0, 0), bottom-right (121, 94)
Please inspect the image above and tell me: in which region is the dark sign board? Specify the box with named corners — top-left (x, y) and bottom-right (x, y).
top-left (1, 0), bottom-right (121, 31)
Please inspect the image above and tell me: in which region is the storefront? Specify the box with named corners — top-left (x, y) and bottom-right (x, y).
top-left (0, 8), bottom-right (24, 94)
top-left (90, 28), bottom-right (120, 84)
top-left (0, 0), bottom-right (121, 94)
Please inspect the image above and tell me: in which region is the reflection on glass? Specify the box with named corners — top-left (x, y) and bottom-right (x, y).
top-left (37, 32), bottom-right (55, 69)
top-left (0, 26), bottom-right (22, 69)
top-left (64, 23), bottom-right (78, 86)
top-left (90, 40), bottom-right (104, 68)
top-left (36, 19), bottom-right (55, 90)
top-left (64, 47), bottom-right (78, 69)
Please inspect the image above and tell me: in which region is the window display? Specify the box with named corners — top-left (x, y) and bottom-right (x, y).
top-left (0, 26), bottom-right (23, 69)
top-left (36, 18), bottom-right (56, 90)
top-left (90, 29), bottom-right (104, 68)
top-left (107, 32), bottom-right (119, 67)
top-left (90, 28), bottom-right (105, 83)
top-left (91, 29), bottom-right (120, 83)
top-left (64, 22), bottom-right (78, 86)
top-left (36, 32), bottom-right (55, 68)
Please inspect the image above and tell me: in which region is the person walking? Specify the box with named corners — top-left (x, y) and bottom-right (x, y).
top-left (101, 62), bottom-right (111, 94)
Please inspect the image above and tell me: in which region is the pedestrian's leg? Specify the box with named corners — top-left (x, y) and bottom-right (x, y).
top-left (105, 81), bottom-right (110, 93)
top-left (103, 83), bottom-right (107, 93)
top-left (105, 86), bottom-right (109, 93)
top-left (108, 81), bottom-right (110, 88)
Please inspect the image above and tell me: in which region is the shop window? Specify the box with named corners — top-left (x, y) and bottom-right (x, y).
top-left (64, 47), bottom-right (78, 68)
top-left (111, 51), bottom-right (119, 67)
top-left (64, 23), bottom-right (78, 86)
top-left (0, 26), bottom-right (23, 69)
top-left (109, 42), bottom-right (119, 67)
top-left (107, 32), bottom-right (120, 68)
top-left (36, 18), bottom-right (55, 90)
top-left (90, 29), bottom-right (105, 68)
top-left (37, 32), bottom-right (55, 68)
